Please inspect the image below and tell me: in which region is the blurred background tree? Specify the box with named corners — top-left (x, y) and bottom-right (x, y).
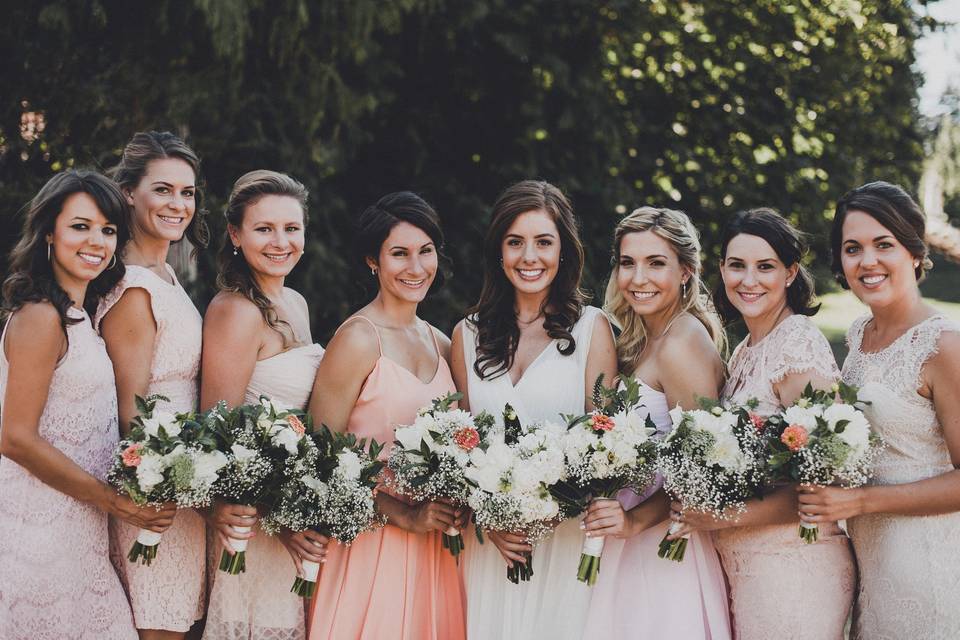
top-left (1, 0), bottom-right (952, 343)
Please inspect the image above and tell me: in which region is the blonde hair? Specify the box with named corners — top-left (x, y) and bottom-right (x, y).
top-left (603, 206), bottom-right (726, 374)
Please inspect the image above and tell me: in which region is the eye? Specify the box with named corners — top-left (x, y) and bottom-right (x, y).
top-left (182, 189), bottom-right (195, 198)
top-left (650, 260), bottom-right (666, 267)
top-left (155, 187), bottom-right (170, 195)
top-left (103, 226), bottom-right (118, 236)
top-left (876, 241), bottom-right (893, 249)
top-left (420, 246), bottom-right (434, 255)
top-left (506, 239), bottom-right (522, 247)
top-left (285, 225), bottom-right (301, 233)
top-left (727, 260), bottom-right (744, 269)
top-left (70, 223), bottom-right (89, 231)
top-left (844, 245), bottom-right (861, 255)
top-left (758, 263), bottom-right (774, 271)
top-left (618, 258), bottom-right (634, 267)
top-left (536, 238), bottom-right (553, 247)
top-left (391, 250), bottom-right (408, 258)
top-left (255, 226), bottom-right (271, 233)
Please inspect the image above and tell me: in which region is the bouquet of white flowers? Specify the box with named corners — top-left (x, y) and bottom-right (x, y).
top-left (465, 404), bottom-right (566, 583)
top-left (388, 392), bottom-right (495, 560)
top-left (207, 397), bottom-right (318, 574)
top-left (765, 382), bottom-right (882, 543)
top-left (656, 401), bottom-right (767, 562)
top-left (108, 394), bottom-right (228, 566)
top-left (553, 375), bottom-right (658, 585)
top-left (263, 425), bottom-right (385, 597)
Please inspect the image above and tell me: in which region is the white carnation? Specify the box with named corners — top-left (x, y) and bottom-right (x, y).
top-left (136, 452), bottom-right (166, 492)
top-left (336, 450), bottom-right (363, 480)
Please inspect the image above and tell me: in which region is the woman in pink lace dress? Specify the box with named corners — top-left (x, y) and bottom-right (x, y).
top-left (669, 209), bottom-right (855, 639)
top-left (800, 182), bottom-right (960, 639)
top-left (201, 170), bottom-right (324, 640)
top-left (98, 131), bottom-right (208, 638)
top-left (0, 171), bottom-right (175, 639)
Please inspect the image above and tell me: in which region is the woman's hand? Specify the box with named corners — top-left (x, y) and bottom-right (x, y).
top-left (486, 530), bottom-right (533, 568)
top-left (666, 501), bottom-right (731, 539)
top-left (581, 498), bottom-right (635, 539)
top-left (797, 484), bottom-right (867, 523)
top-left (279, 529), bottom-right (329, 576)
top-left (208, 501), bottom-right (258, 553)
top-left (403, 500), bottom-right (458, 534)
top-left (109, 494), bottom-right (177, 532)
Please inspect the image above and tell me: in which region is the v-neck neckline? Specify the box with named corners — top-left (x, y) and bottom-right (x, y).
top-left (506, 338), bottom-right (556, 388)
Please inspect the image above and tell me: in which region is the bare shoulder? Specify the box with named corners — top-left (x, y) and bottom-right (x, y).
top-left (204, 292), bottom-right (263, 339)
top-left (927, 326), bottom-right (960, 377)
top-left (4, 302), bottom-right (65, 358)
top-left (660, 315), bottom-right (720, 368)
top-left (325, 315), bottom-right (381, 363)
top-left (284, 286), bottom-right (309, 314)
top-left (428, 323), bottom-right (452, 360)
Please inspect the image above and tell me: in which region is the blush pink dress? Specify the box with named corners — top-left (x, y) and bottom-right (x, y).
top-left (97, 264), bottom-right (206, 632)
top-left (583, 378), bottom-right (731, 640)
top-left (0, 307), bottom-right (138, 640)
top-left (714, 314), bottom-right (855, 640)
top-left (307, 316), bottom-right (466, 640)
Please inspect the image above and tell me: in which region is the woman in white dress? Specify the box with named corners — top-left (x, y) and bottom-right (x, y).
top-left (451, 180), bottom-right (617, 640)
top-left (800, 181), bottom-right (960, 639)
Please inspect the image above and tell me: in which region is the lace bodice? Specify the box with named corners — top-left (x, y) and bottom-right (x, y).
top-left (842, 314), bottom-right (958, 484)
top-left (723, 314), bottom-right (840, 417)
top-left (96, 264), bottom-right (202, 413)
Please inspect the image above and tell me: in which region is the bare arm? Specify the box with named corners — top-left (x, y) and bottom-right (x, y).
top-left (584, 312), bottom-right (618, 412)
top-left (199, 294), bottom-right (262, 411)
top-left (0, 305), bottom-right (174, 531)
top-left (449, 320), bottom-right (471, 412)
top-left (99, 287), bottom-right (156, 434)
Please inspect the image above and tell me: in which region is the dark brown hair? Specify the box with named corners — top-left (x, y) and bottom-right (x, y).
top-left (216, 170), bottom-right (308, 347)
top-left (713, 207), bottom-right (820, 325)
top-left (2, 170), bottom-right (130, 335)
top-left (468, 180), bottom-right (588, 380)
top-left (830, 181), bottom-right (931, 288)
top-left (111, 130), bottom-right (209, 254)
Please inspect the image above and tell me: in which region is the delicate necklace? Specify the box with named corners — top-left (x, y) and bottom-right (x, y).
top-left (516, 313), bottom-right (544, 327)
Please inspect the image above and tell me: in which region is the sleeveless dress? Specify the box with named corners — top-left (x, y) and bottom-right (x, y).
top-left (307, 316), bottom-right (466, 640)
top-left (714, 314), bottom-right (855, 640)
top-left (0, 308), bottom-right (138, 640)
top-left (461, 305), bottom-right (607, 640)
top-left (203, 342), bottom-right (324, 640)
top-left (583, 378), bottom-right (731, 640)
top-left (96, 263), bottom-right (206, 631)
top-left (842, 314), bottom-right (960, 640)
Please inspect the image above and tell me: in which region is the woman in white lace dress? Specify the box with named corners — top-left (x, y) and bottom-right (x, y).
top-left (451, 180), bottom-right (617, 640)
top-left (800, 182), bottom-right (960, 639)
top-left (671, 209), bottom-right (855, 639)
top-left (200, 171), bottom-right (324, 640)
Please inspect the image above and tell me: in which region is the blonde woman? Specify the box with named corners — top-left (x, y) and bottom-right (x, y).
top-left (581, 207), bottom-right (730, 640)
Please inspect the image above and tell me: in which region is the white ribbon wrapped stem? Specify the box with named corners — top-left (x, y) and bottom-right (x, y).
top-left (799, 521), bottom-right (818, 531)
top-left (229, 525), bottom-right (252, 552)
top-left (136, 528), bottom-right (163, 547)
top-left (667, 521), bottom-right (691, 540)
top-left (444, 526), bottom-right (460, 537)
top-left (581, 534), bottom-right (605, 558)
top-left (301, 559), bottom-right (320, 582)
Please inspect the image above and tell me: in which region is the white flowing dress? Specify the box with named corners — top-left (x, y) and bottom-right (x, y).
top-left (460, 305), bottom-right (606, 640)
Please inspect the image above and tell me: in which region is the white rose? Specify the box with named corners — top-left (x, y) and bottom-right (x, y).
top-left (192, 450), bottom-right (229, 488)
top-left (269, 425), bottom-right (300, 455)
top-left (783, 405), bottom-right (820, 432)
top-left (230, 443), bottom-right (258, 463)
top-left (135, 452), bottom-right (166, 493)
top-left (705, 432), bottom-right (746, 472)
top-left (823, 404), bottom-right (871, 454)
top-left (336, 450), bottom-right (363, 480)
top-left (395, 423), bottom-right (435, 453)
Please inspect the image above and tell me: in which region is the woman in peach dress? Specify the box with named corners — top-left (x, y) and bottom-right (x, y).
top-left (307, 192), bottom-right (466, 640)
top-left (669, 209), bottom-right (855, 640)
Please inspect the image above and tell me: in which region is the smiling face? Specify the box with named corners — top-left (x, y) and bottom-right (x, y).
top-left (840, 210), bottom-right (919, 309)
top-left (616, 230), bottom-right (689, 319)
top-left (720, 233), bottom-right (798, 322)
top-left (368, 221), bottom-right (438, 304)
top-left (500, 209), bottom-right (561, 298)
top-left (46, 192), bottom-right (119, 294)
top-left (125, 157), bottom-right (196, 243)
top-left (229, 194), bottom-right (305, 281)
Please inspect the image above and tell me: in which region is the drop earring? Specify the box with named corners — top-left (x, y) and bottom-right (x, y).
top-left (47, 243), bottom-right (52, 261)
top-left (233, 246), bottom-right (239, 256)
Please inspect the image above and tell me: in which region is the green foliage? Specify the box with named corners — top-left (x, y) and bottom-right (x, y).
top-left (1, 0), bottom-right (928, 337)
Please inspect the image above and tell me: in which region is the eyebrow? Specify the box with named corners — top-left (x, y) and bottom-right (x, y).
top-left (504, 232), bottom-right (557, 239)
top-left (645, 254), bottom-right (668, 260)
top-left (150, 181), bottom-right (194, 188)
top-left (389, 242), bottom-right (435, 250)
top-left (725, 255), bottom-right (778, 263)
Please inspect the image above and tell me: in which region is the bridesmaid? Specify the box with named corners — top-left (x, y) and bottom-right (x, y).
top-left (451, 180), bottom-right (618, 640)
top-left (671, 208), bottom-right (855, 639)
top-left (201, 170), bottom-right (324, 640)
top-left (307, 192), bottom-right (467, 640)
top-left (800, 182), bottom-right (960, 638)
top-left (97, 131), bottom-right (208, 639)
top-left (0, 170), bottom-right (174, 639)
top-left (581, 207), bottom-right (731, 640)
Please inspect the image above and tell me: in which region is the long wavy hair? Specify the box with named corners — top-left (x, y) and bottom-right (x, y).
top-left (216, 170), bottom-right (308, 348)
top-left (110, 130), bottom-right (209, 254)
top-left (2, 170), bottom-right (130, 336)
top-left (604, 206), bottom-right (725, 374)
top-left (468, 180), bottom-right (588, 380)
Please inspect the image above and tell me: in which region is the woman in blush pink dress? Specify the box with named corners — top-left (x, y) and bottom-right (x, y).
top-left (800, 182), bottom-right (960, 639)
top-left (307, 192), bottom-right (466, 640)
top-left (201, 171), bottom-right (323, 640)
top-left (0, 171), bottom-right (175, 640)
top-left (580, 207), bottom-right (730, 640)
top-left (670, 209), bottom-right (855, 640)
top-left (98, 131), bottom-right (208, 639)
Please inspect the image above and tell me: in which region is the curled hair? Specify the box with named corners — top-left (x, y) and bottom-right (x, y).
top-left (468, 180), bottom-right (588, 380)
top-left (354, 191), bottom-right (449, 291)
top-left (713, 208), bottom-right (820, 325)
top-left (603, 206), bottom-right (725, 374)
top-left (111, 130), bottom-right (209, 254)
top-left (216, 170), bottom-right (308, 347)
top-left (2, 169), bottom-right (130, 336)
top-left (830, 181), bottom-right (931, 288)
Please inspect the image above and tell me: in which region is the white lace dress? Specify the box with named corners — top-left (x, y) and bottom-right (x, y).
top-left (203, 343), bottom-right (323, 640)
top-left (0, 308), bottom-right (137, 639)
top-left (460, 306), bottom-right (606, 640)
top-left (843, 314), bottom-right (960, 640)
top-left (714, 314), bottom-right (855, 640)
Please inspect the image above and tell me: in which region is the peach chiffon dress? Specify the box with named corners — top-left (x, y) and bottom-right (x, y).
top-left (307, 316), bottom-right (466, 640)
top-left (714, 314), bottom-right (855, 640)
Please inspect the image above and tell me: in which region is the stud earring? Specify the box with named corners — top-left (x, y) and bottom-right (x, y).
top-left (913, 260), bottom-right (920, 269)
top-left (371, 267), bottom-right (378, 276)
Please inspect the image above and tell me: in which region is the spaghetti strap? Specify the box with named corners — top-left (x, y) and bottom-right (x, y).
top-left (338, 314), bottom-right (383, 355)
top-left (425, 321), bottom-right (442, 359)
